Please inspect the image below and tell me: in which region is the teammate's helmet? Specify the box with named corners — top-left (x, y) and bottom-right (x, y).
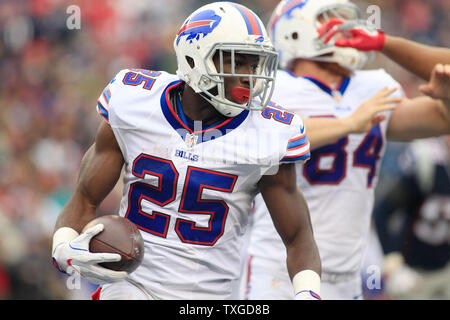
top-left (174, 2), bottom-right (278, 117)
top-left (269, 0), bottom-right (371, 70)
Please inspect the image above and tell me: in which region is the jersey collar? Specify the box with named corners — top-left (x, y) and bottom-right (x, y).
top-left (160, 80), bottom-right (249, 145)
top-left (284, 70), bottom-right (351, 98)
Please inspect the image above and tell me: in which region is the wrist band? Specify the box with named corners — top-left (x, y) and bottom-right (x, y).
top-left (52, 227), bottom-right (79, 254)
top-left (293, 270), bottom-right (321, 296)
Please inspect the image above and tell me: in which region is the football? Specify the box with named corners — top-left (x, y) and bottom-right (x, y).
top-left (82, 215), bottom-right (144, 273)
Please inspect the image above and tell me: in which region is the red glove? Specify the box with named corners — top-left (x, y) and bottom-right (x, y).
top-left (318, 18), bottom-right (385, 51)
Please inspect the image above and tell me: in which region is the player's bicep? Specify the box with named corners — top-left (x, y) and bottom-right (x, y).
top-left (387, 96), bottom-right (450, 140)
top-left (76, 121), bottom-right (124, 206)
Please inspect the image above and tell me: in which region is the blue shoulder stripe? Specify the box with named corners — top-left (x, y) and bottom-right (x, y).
top-left (103, 87), bottom-right (111, 103)
top-left (281, 152), bottom-right (311, 162)
top-left (287, 135), bottom-right (308, 150)
top-left (97, 102), bottom-right (109, 121)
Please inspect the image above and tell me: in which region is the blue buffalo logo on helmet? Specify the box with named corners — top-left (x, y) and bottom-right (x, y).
top-left (269, 0), bottom-right (309, 39)
top-left (176, 10), bottom-right (222, 45)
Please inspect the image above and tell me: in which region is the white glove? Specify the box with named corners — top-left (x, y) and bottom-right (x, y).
top-left (383, 252), bottom-right (423, 297)
top-left (52, 224), bottom-right (128, 284)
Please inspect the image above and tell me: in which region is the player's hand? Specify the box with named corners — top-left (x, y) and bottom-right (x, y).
top-left (383, 252), bottom-right (423, 298)
top-left (317, 18), bottom-right (385, 51)
top-left (419, 63), bottom-right (450, 101)
top-left (344, 87), bottom-right (401, 134)
top-left (52, 224), bottom-right (128, 284)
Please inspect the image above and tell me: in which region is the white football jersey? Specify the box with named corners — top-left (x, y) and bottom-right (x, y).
top-left (248, 69), bottom-right (404, 275)
top-left (95, 68), bottom-right (310, 299)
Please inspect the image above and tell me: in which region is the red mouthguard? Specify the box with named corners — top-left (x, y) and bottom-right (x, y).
top-left (231, 87), bottom-right (250, 104)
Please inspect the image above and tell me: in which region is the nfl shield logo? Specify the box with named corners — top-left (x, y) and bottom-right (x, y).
top-left (332, 91), bottom-right (342, 101)
top-left (185, 133), bottom-right (198, 148)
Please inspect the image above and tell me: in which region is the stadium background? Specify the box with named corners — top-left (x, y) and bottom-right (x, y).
top-left (0, 0), bottom-right (448, 299)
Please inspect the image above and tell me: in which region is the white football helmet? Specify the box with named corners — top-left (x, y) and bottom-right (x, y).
top-left (268, 0), bottom-right (372, 70)
top-left (174, 2), bottom-right (278, 117)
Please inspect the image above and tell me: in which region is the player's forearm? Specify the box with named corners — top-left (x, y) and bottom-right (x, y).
top-left (285, 231), bottom-right (322, 299)
top-left (382, 35), bottom-right (450, 81)
top-left (304, 118), bottom-right (352, 150)
top-left (286, 235), bottom-right (321, 279)
top-left (54, 119), bottom-right (125, 233)
top-left (440, 95), bottom-right (450, 109)
top-left (52, 188), bottom-right (99, 255)
top-left (54, 140), bottom-right (123, 233)
top-left (416, 97), bottom-right (450, 135)
top-left (280, 188), bottom-right (321, 278)
top-left (387, 97), bottom-right (450, 140)
top-left (54, 190), bottom-right (99, 233)
top-left (437, 99), bottom-right (450, 131)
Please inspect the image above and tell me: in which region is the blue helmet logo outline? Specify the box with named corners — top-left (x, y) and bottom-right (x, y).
top-left (176, 10), bottom-right (222, 45)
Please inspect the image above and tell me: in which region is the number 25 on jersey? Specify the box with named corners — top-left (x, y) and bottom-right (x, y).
top-left (125, 154), bottom-right (237, 246)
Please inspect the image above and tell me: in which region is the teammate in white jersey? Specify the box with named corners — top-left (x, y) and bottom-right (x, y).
top-left (242, 0), bottom-right (450, 300)
top-left (51, 2), bottom-right (322, 300)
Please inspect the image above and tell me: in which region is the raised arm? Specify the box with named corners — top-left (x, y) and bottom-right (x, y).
top-left (381, 36), bottom-right (450, 81)
top-left (258, 163), bottom-right (321, 299)
top-left (387, 96), bottom-right (450, 141)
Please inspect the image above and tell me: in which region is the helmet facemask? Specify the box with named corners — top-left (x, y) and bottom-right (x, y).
top-left (197, 43), bottom-right (278, 117)
top-left (310, 3), bottom-right (375, 70)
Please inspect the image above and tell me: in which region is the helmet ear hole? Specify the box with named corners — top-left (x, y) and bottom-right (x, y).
top-left (186, 56), bottom-right (195, 68)
top-left (292, 32), bottom-right (299, 40)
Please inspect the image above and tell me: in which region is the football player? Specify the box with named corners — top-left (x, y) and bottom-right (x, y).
top-left (51, 2), bottom-right (321, 300)
top-left (374, 135), bottom-right (450, 299)
top-left (242, 0), bottom-right (450, 300)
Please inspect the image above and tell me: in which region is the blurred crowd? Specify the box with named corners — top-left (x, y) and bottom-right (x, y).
top-left (0, 0), bottom-right (448, 299)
